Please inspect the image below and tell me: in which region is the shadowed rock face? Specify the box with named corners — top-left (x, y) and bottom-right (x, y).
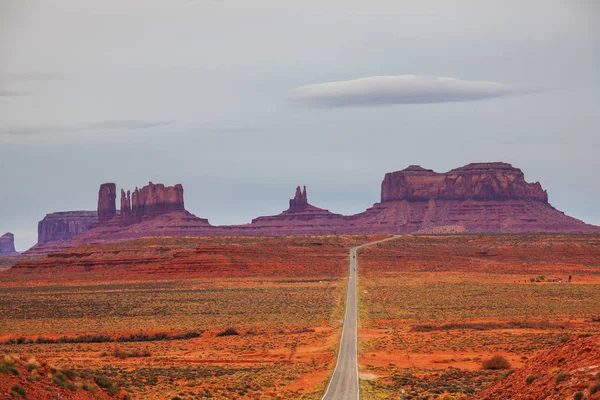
top-left (0, 232), bottom-right (19, 256)
top-left (124, 182), bottom-right (185, 218)
top-left (381, 162), bottom-right (548, 202)
top-left (38, 211), bottom-right (98, 244)
top-left (97, 183), bottom-right (117, 222)
top-left (289, 186), bottom-right (308, 210)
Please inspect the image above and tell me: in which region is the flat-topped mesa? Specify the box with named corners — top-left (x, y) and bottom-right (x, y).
top-left (0, 232), bottom-right (19, 256)
top-left (289, 186), bottom-right (308, 210)
top-left (126, 182), bottom-right (185, 217)
top-left (97, 183), bottom-right (117, 222)
top-left (381, 162), bottom-right (548, 202)
top-left (38, 211), bottom-right (98, 244)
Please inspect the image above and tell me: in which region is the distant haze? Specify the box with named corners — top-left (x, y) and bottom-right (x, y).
top-left (1, 0), bottom-right (599, 251)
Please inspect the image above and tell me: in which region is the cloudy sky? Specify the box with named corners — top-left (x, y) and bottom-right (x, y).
top-left (1, 0), bottom-right (599, 250)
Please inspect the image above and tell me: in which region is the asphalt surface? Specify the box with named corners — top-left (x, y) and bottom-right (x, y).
top-left (322, 236), bottom-right (400, 400)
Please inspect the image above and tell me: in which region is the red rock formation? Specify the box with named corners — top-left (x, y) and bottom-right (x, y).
top-left (21, 164), bottom-right (600, 255)
top-left (129, 182), bottom-right (184, 217)
top-left (37, 211), bottom-right (98, 244)
top-left (0, 232), bottom-right (19, 256)
top-left (289, 186), bottom-right (308, 209)
top-left (120, 189), bottom-right (131, 218)
top-left (381, 162), bottom-right (548, 202)
top-left (252, 186), bottom-right (344, 226)
top-left (97, 183), bottom-right (117, 222)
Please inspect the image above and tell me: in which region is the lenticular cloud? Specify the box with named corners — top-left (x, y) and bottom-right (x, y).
top-left (289, 75), bottom-right (540, 108)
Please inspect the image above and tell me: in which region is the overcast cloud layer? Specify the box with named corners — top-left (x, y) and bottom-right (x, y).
top-left (290, 75), bottom-right (539, 107)
top-left (0, 0), bottom-right (599, 250)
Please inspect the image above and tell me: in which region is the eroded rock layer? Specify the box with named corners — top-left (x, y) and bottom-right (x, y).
top-left (0, 233), bottom-right (19, 256)
top-left (22, 162), bottom-right (600, 255)
top-left (251, 185), bottom-right (344, 226)
top-left (381, 162), bottom-right (548, 202)
top-left (38, 211), bottom-right (98, 244)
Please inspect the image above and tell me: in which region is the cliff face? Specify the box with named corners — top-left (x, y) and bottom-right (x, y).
top-left (0, 232), bottom-right (19, 256)
top-left (381, 162), bottom-right (548, 202)
top-left (21, 164), bottom-right (600, 255)
top-left (121, 182), bottom-right (184, 220)
top-left (37, 211), bottom-right (98, 244)
top-left (97, 183), bottom-right (117, 222)
top-left (289, 186), bottom-right (308, 210)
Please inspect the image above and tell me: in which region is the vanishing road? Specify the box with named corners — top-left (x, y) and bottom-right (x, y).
top-left (322, 236), bottom-right (401, 400)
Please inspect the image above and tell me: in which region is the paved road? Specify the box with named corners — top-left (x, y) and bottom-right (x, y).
top-left (322, 236), bottom-right (401, 400)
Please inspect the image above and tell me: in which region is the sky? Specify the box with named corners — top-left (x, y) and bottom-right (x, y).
top-left (1, 0), bottom-right (599, 251)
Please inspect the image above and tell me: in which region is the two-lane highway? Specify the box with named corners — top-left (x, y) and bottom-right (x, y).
top-left (322, 236), bottom-right (401, 400)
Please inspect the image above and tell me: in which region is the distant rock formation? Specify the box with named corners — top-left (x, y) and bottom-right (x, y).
top-left (381, 162), bottom-right (548, 202)
top-left (352, 162), bottom-right (587, 234)
top-left (0, 232), bottom-right (19, 256)
top-left (289, 186), bottom-right (308, 210)
top-left (97, 183), bottom-right (117, 222)
top-left (121, 182), bottom-right (185, 221)
top-left (38, 211), bottom-right (98, 244)
top-left (21, 163), bottom-right (600, 255)
top-left (251, 186), bottom-right (343, 227)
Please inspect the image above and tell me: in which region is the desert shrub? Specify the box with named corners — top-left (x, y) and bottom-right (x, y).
top-left (482, 355), bottom-right (511, 370)
top-left (51, 372), bottom-right (76, 391)
top-left (112, 347), bottom-right (151, 359)
top-left (11, 384), bottom-right (26, 397)
top-left (590, 382), bottom-right (600, 395)
top-left (25, 358), bottom-right (39, 371)
top-left (555, 371), bottom-right (570, 385)
top-left (526, 374), bottom-right (540, 384)
top-left (94, 374), bottom-right (118, 395)
top-left (62, 368), bottom-right (77, 380)
top-left (81, 381), bottom-right (96, 392)
top-left (216, 328), bottom-right (239, 337)
top-left (0, 355), bottom-right (19, 375)
top-left (411, 320), bottom-right (558, 332)
top-left (573, 391), bottom-right (584, 400)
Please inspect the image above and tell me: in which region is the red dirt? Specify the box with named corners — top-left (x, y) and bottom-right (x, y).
top-left (472, 336), bottom-right (600, 399)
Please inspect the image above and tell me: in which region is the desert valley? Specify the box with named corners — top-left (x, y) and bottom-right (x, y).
top-left (1, 163), bottom-right (600, 399)
top-left (2, 3), bottom-right (599, 399)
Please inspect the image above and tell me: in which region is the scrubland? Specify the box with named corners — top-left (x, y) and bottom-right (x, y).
top-left (358, 235), bottom-right (600, 399)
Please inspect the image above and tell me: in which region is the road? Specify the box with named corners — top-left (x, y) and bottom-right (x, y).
top-left (322, 236), bottom-right (401, 400)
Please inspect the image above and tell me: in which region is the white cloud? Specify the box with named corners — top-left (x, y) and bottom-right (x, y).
top-left (0, 120), bottom-right (175, 136)
top-left (289, 75), bottom-right (542, 108)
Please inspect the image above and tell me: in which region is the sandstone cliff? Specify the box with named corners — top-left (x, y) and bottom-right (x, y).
top-left (97, 183), bottom-right (117, 222)
top-left (381, 162), bottom-right (548, 202)
top-left (123, 182), bottom-right (185, 219)
top-left (0, 232), bottom-right (19, 256)
top-left (37, 211), bottom-right (98, 244)
top-left (22, 163), bottom-right (600, 255)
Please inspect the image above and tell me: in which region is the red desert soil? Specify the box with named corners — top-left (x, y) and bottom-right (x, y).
top-left (471, 335), bottom-right (600, 400)
top-left (0, 235), bottom-right (385, 399)
top-left (358, 234), bottom-right (600, 399)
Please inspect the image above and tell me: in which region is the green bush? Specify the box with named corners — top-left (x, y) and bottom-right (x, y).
top-left (526, 374), bottom-right (539, 384)
top-left (590, 382), bottom-right (600, 395)
top-left (573, 391), bottom-right (584, 400)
